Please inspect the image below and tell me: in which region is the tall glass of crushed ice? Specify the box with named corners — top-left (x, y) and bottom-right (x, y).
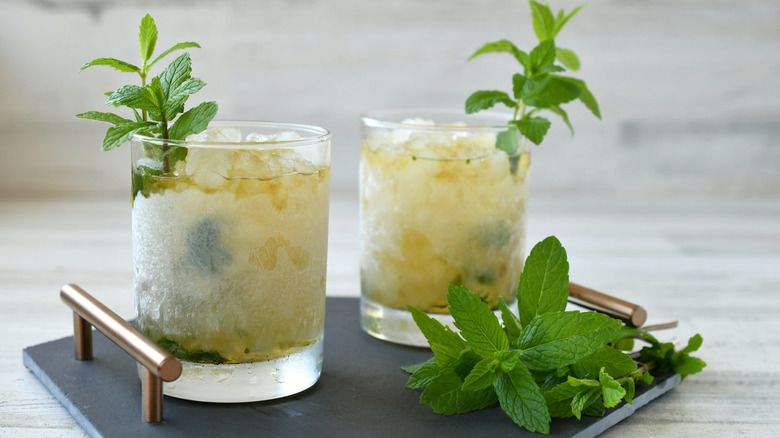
top-left (131, 121), bottom-right (330, 402)
top-left (360, 109), bottom-right (530, 346)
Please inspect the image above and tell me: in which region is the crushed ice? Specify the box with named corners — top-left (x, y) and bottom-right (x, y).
top-left (367, 118), bottom-right (497, 160)
top-left (181, 127), bottom-right (320, 180)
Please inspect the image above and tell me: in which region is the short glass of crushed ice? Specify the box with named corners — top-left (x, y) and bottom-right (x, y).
top-left (359, 109), bottom-right (531, 346)
top-left (131, 121), bottom-right (331, 402)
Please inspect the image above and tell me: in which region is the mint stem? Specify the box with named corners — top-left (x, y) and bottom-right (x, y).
top-left (139, 69), bottom-right (148, 122)
top-left (161, 113), bottom-right (171, 173)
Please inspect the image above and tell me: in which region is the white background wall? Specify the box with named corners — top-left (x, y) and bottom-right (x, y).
top-left (1, 0), bottom-right (778, 199)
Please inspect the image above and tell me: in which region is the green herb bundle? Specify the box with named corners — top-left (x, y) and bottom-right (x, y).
top-left (76, 14), bottom-right (217, 172)
top-left (466, 1), bottom-right (600, 159)
top-left (403, 236), bottom-right (706, 434)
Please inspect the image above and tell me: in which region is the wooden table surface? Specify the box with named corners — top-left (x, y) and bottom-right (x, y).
top-left (2, 192), bottom-right (779, 437)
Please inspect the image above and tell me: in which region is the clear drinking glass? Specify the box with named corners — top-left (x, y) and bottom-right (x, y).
top-left (131, 121), bottom-right (331, 402)
top-left (359, 109), bottom-right (530, 346)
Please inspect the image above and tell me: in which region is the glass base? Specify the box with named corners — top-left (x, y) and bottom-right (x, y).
top-left (155, 340), bottom-right (323, 403)
top-left (360, 297), bottom-right (516, 347)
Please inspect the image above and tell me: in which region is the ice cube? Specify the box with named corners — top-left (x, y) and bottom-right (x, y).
top-left (135, 157), bottom-right (163, 172)
top-left (245, 132), bottom-right (273, 143)
top-left (273, 131), bottom-right (302, 142)
top-left (265, 149), bottom-right (319, 177)
top-left (245, 131), bottom-right (303, 143)
top-left (186, 127), bottom-right (243, 143)
top-left (400, 118), bottom-right (435, 127)
top-left (185, 147), bottom-right (233, 177)
top-left (230, 150), bottom-right (265, 178)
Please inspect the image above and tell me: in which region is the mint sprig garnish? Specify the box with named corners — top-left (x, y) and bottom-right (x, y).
top-left (404, 236), bottom-right (706, 434)
top-left (76, 14), bottom-right (217, 172)
top-left (466, 1), bottom-right (601, 166)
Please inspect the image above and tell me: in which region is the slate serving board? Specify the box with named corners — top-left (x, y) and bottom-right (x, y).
top-left (23, 297), bottom-right (680, 437)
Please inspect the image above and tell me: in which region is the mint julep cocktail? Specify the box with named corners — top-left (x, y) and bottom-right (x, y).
top-left (131, 122), bottom-right (331, 402)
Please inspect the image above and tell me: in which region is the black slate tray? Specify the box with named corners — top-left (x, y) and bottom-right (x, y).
top-left (23, 297), bottom-right (680, 437)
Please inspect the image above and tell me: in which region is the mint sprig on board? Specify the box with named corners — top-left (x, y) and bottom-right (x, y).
top-left (465, 1), bottom-right (600, 161)
top-left (403, 236), bottom-right (706, 434)
top-left (76, 14), bottom-right (217, 172)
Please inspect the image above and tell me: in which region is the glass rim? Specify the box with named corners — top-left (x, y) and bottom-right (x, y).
top-left (360, 108), bottom-right (514, 131)
top-left (131, 120), bottom-right (331, 149)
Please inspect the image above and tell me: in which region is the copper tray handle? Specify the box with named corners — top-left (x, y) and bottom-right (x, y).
top-left (568, 282), bottom-right (648, 327)
top-left (59, 283), bottom-right (182, 423)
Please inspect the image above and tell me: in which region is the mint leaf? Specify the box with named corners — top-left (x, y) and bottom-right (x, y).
top-left (556, 48), bottom-right (581, 71)
top-left (407, 305), bottom-right (467, 366)
top-left (544, 380), bottom-right (579, 418)
top-left (147, 76), bottom-right (165, 109)
top-left (611, 325), bottom-right (645, 346)
top-left (620, 377), bottom-right (636, 404)
top-left (149, 42), bottom-right (201, 69)
top-left (106, 85), bottom-right (160, 112)
top-left (496, 127), bottom-right (523, 174)
top-left (465, 90), bottom-right (517, 114)
top-left (462, 355), bottom-right (500, 391)
top-left (528, 39), bottom-right (556, 73)
top-left (80, 58), bottom-right (141, 73)
top-left (168, 101), bottom-right (218, 140)
top-left (544, 377), bottom-right (601, 420)
top-left (468, 39), bottom-right (529, 66)
top-left (498, 296), bottom-right (523, 343)
top-left (522, 76), bottom-right (581, 108)
top-left (447, 285), bottom-right (509, 357)
top-left (535, 368), bottom-right (569, 393)
top-left (164, 77), bottom-right (205, 115)
top-left (571, 345), bottom-right (637, 380)
top-left (166, 144), bottom-right (188, 168)
top-left (420, 367), bottom-right (498, 415)
top-left (159, 53), bottom-right (193, 100)
top-left (493, 362), bottom-right (550, 434)
top-left (682, 333), bottom-right (703, 354)
top-left (575, 345), bottom-right (636, 378)
top-left (139, 14), bottom-right (158, 62)
top-left (529, 1), bottom-right (556, 41)
top-left (405, 358), bottom-right (442, 389)
top-left (674, 355), bottom-right (707, 380)
top-left (512, 74), bottom-right (528, 100)
top-left (599, 368), bottom-right (626, 408)
top-left (496, 127), bottom-right (520, 155)
top-left (76, 111), bottom-right (134, 125)
top-left (514, 117), bottom-right (551, 145)
top-left (102, 121), bottom-right (157, 151)
top-left (495, 350), bottom-right (522, 372)
top-left (582, 398), bottom-right (605, 417)
top-left (554, 5), bottom-right (585, 35)
top-left (556, 76), bottom-right (601, 119)
top-left (571, 384), bottom-right (601, 420)
top-left (517, 235), bottom-right (569, 326)
top-left (518, 311), bottom-right (622, 370)
top-left (452, 348), bottom-right (484, 378)
top-left (639, 333), bottom-right (706, 380)
top-left (401, 359), bottom-right (431, 375)
top-left (535, 64), bottom-right (566, 76)
top-left (547, 105), bottom-right (573, 134)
